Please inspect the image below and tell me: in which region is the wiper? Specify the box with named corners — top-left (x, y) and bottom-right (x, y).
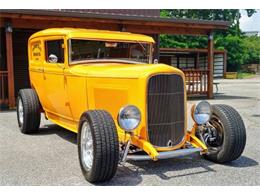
top-left (137, 41), bottom-right (146, 54)
top-left (136, 41), bottom-right (147, 56)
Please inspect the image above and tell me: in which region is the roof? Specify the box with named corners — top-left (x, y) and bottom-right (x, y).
top-left (29, 28), bottom-right (155, 43)
top-left (0, 10), bottom-right (230, 35)
top-left (2, 9), bottom-right (229, 27)
top-left (50, 9), bottom-right (160, 17)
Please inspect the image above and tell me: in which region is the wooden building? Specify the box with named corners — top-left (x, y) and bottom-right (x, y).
top-left (0, 9), bottom-right (230, 109)
top-left (160, 48), bottom-right (227, 96)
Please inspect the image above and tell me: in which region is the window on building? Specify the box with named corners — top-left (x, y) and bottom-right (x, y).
top-left (45, 40), bottom-right (64, 63)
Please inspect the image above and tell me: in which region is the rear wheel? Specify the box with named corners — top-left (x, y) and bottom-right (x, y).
top-left (17, 89), bottom-right (41, 134)
top-left (78, 110), bottom-right (119, 183)
top-left (202, 104), bottom-right (246, 163)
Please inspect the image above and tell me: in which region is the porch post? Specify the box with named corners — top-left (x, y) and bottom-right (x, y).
top-left (223, 50), bottom-right (227, 78)
top-left (195, 52), bottom-right (199, 69)
top-left (207, 32), bottom-right (214, 98)
top-left (153, 34), bottom-right (160, 61)
top-left (5, 21), bottom-right (15, 108)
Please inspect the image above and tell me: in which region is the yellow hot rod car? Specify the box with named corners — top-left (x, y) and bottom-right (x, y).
top-left (16, 28), bottom-right (246, 183)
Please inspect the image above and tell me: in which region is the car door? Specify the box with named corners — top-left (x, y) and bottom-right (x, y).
top-left (43, 37), bottom-right (72, 121)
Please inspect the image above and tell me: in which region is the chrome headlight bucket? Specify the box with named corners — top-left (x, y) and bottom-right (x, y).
top-left (118, 105), bottom-right (141, 132)
top-left (191, 101), bottom-right (212, 125)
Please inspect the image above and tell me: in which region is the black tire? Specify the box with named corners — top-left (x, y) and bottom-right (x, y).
top-left (204, 104), bottom-right (246, 163)
top-left (78, 110), bottom-right (119, 183)
top-left (16, 89), bottom-right (41, 134)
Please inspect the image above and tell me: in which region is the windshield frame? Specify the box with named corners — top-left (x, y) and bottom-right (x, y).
top-left (68, 38), bottom-right (153, 65)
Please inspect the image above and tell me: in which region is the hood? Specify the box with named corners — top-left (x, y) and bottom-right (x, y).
top-left (68, 63), bottom-right (184, 79)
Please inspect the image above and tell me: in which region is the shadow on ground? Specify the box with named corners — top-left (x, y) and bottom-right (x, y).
top-left (31, 124), bottom-right (258, 186)
top-left (0, 109), bottom-right (16, 113)
top-left (103, 155), bottom-right (216, 186)
top-left (223, 156), bottom-right (258, 168)
top-left (33, 124), bottom-right (77, 144)
top-left (213, 94), bottom-right (255, 100)
top-left (189, 94), bottom-right (254, 101)
top-left (103, 155), bottom-right (258, 186)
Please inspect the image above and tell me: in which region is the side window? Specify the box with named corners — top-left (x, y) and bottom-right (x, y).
top-left (45, 40), bottom-right (64, 63)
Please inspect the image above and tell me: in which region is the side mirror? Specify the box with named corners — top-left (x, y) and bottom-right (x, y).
top-left (48, 54), bottom-right (58, 63)
top-left (153, 59), bottom-right (158, 64)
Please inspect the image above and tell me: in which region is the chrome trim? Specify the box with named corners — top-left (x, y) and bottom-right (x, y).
top-left (18, 98), bottom-right (24, 125)
top-left (118, 105), bottom-right (141, 132)
top-left (121, 139), bottom-right (131, 162)
top-left (127, 148), bottom-right (202, 161)
top-left (81, 121), bottom-right (93, 171)
top-left (191, 100), bottom-right (212, 125)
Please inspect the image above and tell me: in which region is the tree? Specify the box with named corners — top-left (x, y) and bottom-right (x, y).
top-left (161, 9), bottom-right (255, 36)
top-left (243, 36), bottom-right (260, 65)
top-left (216, 35), bottom-right (248, 71)
top-left (160, 9), bottom-right (257, 71)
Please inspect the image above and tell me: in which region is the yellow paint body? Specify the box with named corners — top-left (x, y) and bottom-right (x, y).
top-left (28, 28), bottom-right (207, 160)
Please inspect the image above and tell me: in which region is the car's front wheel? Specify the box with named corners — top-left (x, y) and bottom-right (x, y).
top-left (78, 110), bottom-right (119, 183)
top-left (201, 104), bottom-right (246, 163)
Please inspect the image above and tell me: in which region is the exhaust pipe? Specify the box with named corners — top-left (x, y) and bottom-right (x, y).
top-left (127, 148), bottom-right (202, 161)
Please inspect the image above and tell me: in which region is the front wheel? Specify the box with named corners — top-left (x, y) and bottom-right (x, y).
top-left (78, 110), bottom-right (119, 183)
top-left (202, 104), bottom-right (246, 163)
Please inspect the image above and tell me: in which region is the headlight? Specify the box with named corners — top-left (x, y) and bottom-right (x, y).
top-left (118, 105), bottom-right (141, 132)
top-left (191, 101), bottom-right (212, 125)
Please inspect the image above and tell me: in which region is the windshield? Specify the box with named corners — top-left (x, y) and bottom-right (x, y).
top-left (69, 39), bottom-right (152, 64)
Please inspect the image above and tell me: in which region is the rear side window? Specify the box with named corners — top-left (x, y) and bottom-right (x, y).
top-left (45, 40), bottom-right (64, 63)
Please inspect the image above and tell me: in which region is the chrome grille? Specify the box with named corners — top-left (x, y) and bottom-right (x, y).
top-left (147, 74), bottom-right (185, 147)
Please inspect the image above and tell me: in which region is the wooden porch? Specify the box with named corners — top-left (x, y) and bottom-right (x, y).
top-left (160, 48), bottom-right (227, 96)
top-left (183, 69), bottom-right (209, 95)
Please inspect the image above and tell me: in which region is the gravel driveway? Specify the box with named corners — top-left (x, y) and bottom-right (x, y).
top-left (0, 76), bottom-right (259, 185)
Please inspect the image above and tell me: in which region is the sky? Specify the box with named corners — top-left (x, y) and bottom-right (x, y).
top-left (240, 9), bottom-right (260, 32)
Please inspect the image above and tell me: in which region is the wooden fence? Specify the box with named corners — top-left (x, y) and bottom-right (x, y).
top-left (183, 69), bottom-right (209, 95)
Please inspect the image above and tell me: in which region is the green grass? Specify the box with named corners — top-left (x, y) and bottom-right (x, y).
top-left (237, 72), bottom-right (256, 79)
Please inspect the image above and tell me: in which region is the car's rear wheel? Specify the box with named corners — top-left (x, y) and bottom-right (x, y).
top-left (17, 89), bottom-right (41, 134)
top-left (78, 110), bottom-right (119, 183)
top-left (202, 104), bottom-right (246, 163)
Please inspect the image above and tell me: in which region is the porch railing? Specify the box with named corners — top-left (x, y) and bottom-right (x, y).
top-left (0, 71), bottom-right (9, 106)
top-left (183, 69), bottom-right (209, 95)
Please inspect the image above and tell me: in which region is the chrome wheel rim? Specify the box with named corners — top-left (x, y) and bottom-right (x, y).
top-left (81, 121), bottom-right (93, 171)
top-left (18, 98), bottom-right (24, 125)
